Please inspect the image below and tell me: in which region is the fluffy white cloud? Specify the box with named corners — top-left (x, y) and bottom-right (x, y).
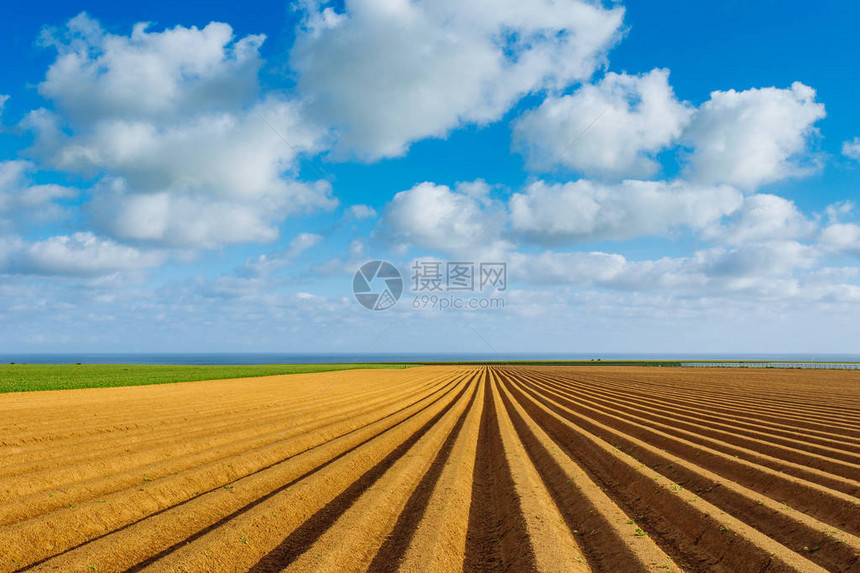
top-left (88, 176), bottom-right (333, 249)
top-left (38, 13), bottom-right (263, 123)
top-left (26, 15), bottom-right (336, 249)
top-left (0, 94), bottom-right (8, 119)
top-left (2, 232), bottom-right (164, 276)
top-left (0, 160), bottom-right (78, 231)
top-left (821, 222), bottom-right (860, 256)
top-left (380, 180), bottom-right (508, 254)
top-left (291, 0), bottom-right (624, 159)
top-left (704, 241), bottom-right (818, 279)
top-left (45, 97), bottom-right (328, 190)
top-left (703, 194), bottom-right (815, 245)
top-left (0, 161), bottom-right (35, 205)
top-left (288, 232), bottom-right (323, 256)
top-left (842, 137), bottom-right (860, 162)
top-left (509, 179), bottom-right (743, 244)
top-left (511, 240), bottom-right (821, 299)
top-left (350, 204), bottom-right (377, 219)
top-left (684, 82), bottom-right (825, 190)
top-left (382, 177), bottom-right (817, 253)
top-left (48, 96), bottom-right (337, 249)
top-left (513, 76), bottom-right (826, 188)
top-left (512, 69), bottom-right (692, 178)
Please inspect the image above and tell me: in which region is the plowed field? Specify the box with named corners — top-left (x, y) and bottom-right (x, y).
top-left (1, 366), bottom-right (858, 572)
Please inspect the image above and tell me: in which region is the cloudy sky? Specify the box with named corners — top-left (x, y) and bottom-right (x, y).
top-left (1, 0), bottom-right (859, 355)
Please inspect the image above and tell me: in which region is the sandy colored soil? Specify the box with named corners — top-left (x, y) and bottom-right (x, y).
top-left (0, 366), bottom-right (858, 572)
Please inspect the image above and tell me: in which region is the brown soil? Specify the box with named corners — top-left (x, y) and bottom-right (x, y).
top-left (0, 366), bottom-right (857, 572)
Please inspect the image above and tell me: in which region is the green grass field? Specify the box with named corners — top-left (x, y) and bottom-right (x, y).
top-left (0, 363), bottom-right (414, 393)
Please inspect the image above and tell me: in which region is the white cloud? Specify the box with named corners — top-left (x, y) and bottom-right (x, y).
top-left (0, 94), bottom-right (8, 119)
top-left (703, 194), bottom-right (815, 245)
top-left (38, 13), bottom-right (264, 124)
top-left (684, 82), bottom-right (825, 190)
top-left (825, 201), bottom-right (855, 222)
top-left (291, 0), bottom-right (624, 159)
top-left (0, 160), bottom-right (78, 231)
top-left (704, 241), bottom-right (818, 279)
top-left (511, 250), bottom-right (627, 285)
top-left (821, 222), bottom-right (860, 256)
top-left (842, 137), bottom-right (860, 162)
top-left (382, 177), bottom-right (816, 255)
top-left (288, 232), bottom-right (323, 256)
top-left (307, 238), bottom-right (370, 278)
top-left (3, 232), bottom-right (164, 276)
top-left (350, 204), bottom-right (377, 219)
top-left (380, 180), bottom-right (508, 255)
top-left (512, 69), bottom-right (692, 178)
top-left (509, 179), bottom-right (743, 244)
top-left (26, 15), bottom-right (336, 249)
top-left (243, 232), bottom-right (323, 276)
top-left (89, 176), bottom-right (333, 249)
top-left (0, 160), bottom-right (31, 202)
top-left (43, 96), bottom-right (329, 190)
top-left (511, 240), bottom-right (821, 299)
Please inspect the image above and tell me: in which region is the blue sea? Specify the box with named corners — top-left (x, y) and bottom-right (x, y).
top-left (1, 352), bottom-right (858, 365)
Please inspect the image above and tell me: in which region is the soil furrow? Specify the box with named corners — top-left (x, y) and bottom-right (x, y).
top-left (520, 370), bottom-right (860, 530)
top-left (1, 365), bottom-right (856, 573)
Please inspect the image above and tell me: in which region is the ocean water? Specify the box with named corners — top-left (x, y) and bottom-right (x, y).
top-left (1, 352), bottom-right (859, 365)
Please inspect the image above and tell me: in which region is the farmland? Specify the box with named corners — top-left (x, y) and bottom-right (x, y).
top-left (0, 363), bottom-right (414, 393)
top-left (0, 366), bottom-right (858, 572)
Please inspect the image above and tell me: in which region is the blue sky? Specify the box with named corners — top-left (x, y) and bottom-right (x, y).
top-left (1, 0), bottom-right (859, 355)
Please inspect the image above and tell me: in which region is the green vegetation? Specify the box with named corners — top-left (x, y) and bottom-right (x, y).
top-left (6, 356), bottom-right (854, 393)
top-left (0, 363), bottom-right (413, 393)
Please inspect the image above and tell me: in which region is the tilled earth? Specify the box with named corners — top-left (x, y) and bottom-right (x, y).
top-left (0, 365), bottom-right (858, 572)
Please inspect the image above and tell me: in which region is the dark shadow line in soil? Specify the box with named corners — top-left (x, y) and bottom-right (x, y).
top-left (247, 378), bottom-right (474, 572)
top-left (463, 369), bottom-right (539, 573)
top-left (16, 374), bottom-right (465, 573)
top-left (365, 373), bottom-right (480, 572)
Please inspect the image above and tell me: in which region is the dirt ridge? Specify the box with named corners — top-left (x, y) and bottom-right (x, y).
top-left (1, 365), bottom-right (857, 572)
